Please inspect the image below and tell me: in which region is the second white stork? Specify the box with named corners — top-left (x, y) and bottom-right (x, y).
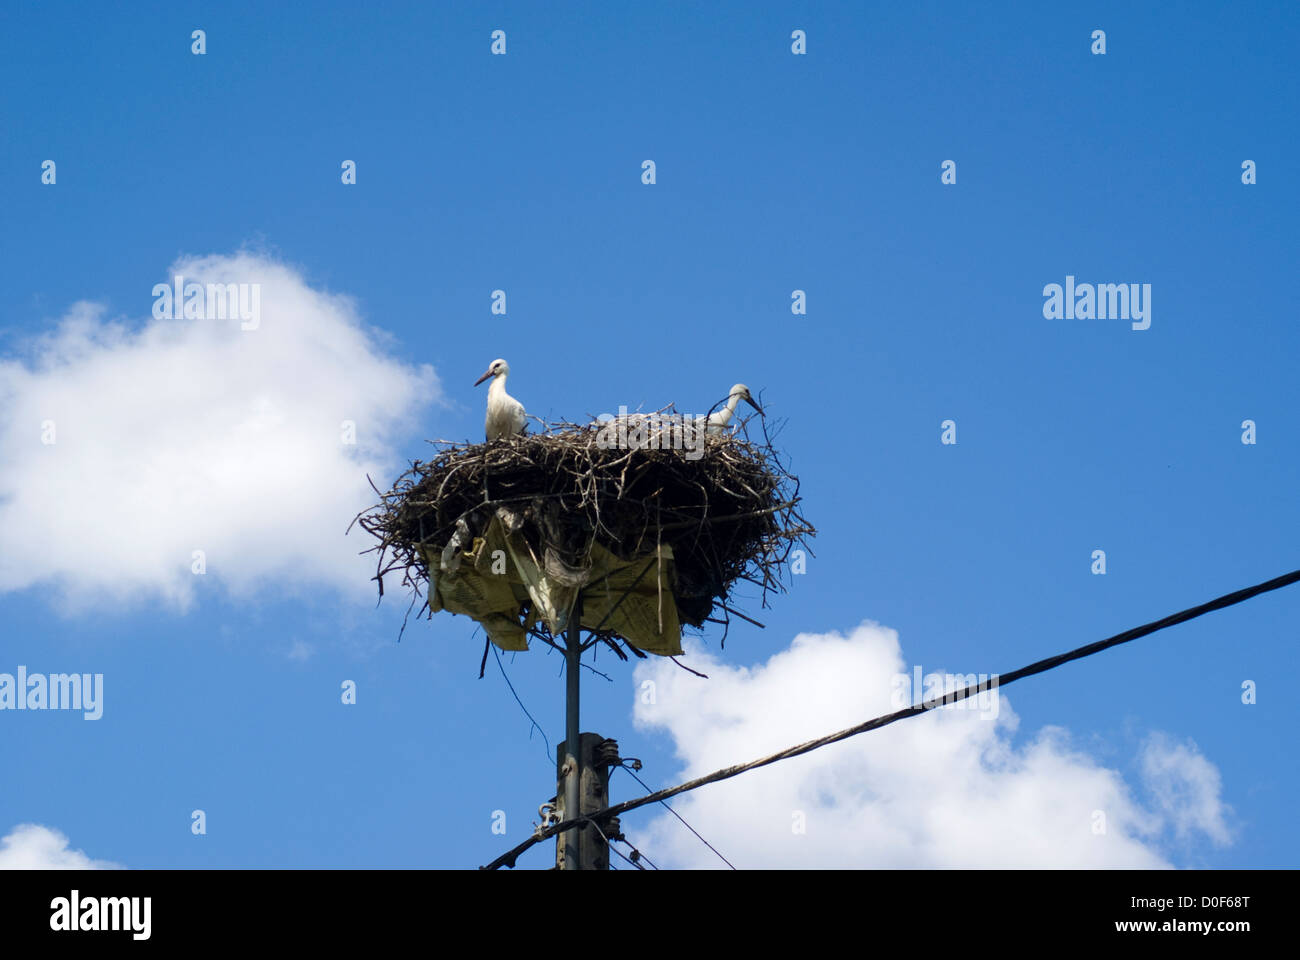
top-left (474, 358), bottom-right (527, 441)
top-left (705, 383), bottom-right (762, 435)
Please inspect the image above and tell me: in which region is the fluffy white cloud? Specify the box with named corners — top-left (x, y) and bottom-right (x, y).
top-left (1140, 731), bottom-right (1233, 847)
top-left (0, 253), bottom-right (437, 608)
top-left (630, 623), bottom-right (1230, 868)
top-left (0, 824), bottom-right (121, 869)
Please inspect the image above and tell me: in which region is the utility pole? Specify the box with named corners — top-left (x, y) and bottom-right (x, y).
top-left (555, 734), bottom-right (616, 869)
top-left (560, 594), bottom-right (583, 869)
top-left (555, 593), bottom-right (616, 870)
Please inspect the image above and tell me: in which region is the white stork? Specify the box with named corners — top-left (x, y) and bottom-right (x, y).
top-left (474, 358), bottom-right (527, 441)
top-left (704, 383), bottom-right (762, 435)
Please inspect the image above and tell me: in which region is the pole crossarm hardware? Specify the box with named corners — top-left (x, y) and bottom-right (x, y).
top-left (482, 566), bottom-right (1300, 870)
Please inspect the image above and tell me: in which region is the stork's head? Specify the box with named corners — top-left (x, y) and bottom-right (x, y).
top-left (474, 358), bottom-right (509, 386)
top-left (730, 383), bottom-right (762, 414)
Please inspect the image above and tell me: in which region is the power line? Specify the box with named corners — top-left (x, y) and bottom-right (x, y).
top-left (482, 566), bottom-right (1300, 869)
top-left (610, 844), bottom-right (644, 870)
top-left (587, 815), bottom-right (654, 870)
top-left (617, 763), bottom-right (736, 869)
top-left (492, 644), bottom-right (551, 765)
top-left (619, 838), bottom-right (659, 870)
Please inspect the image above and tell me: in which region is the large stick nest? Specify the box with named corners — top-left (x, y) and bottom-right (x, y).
top-left (353, 411), bottom-right (815, 652)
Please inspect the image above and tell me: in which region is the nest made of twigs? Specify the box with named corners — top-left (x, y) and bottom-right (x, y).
top-left (353, 411), bottom-right (815, 650)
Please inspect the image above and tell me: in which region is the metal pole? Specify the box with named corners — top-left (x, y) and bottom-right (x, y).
top-left (562, 593), bottom-right (582, 870)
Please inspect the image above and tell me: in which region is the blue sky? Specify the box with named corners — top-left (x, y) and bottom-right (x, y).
top-left (0, 1), bottom-right (1297, 869)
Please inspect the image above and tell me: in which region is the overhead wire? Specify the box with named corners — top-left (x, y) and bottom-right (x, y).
top-left (616, 762), bottom-right (736, 870)
top-left (491, 644), bottom-right (552, 765)
top-left (482, 566), bottom-right (1300, 869)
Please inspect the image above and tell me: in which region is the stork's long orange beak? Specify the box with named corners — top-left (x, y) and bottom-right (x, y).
top-left (474, 369), bottom-right (493, 386)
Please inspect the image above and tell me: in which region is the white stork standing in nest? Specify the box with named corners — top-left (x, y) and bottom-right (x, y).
top-left (474, 358), bottom-right (527, 441)
top-left (704, 383), bottom-right (762, 435)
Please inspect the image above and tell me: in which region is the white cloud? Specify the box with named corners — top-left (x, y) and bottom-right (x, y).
top-left (286, 637), bottom-right (315, 662)
top-left (0, 252), bottom-right (437, 608)
top-left (630, 622), bottom-right (1230, 868)
top-left (1140, 731), bottom-right (1233, 847)
top-left (0, 823), bottom-right (121, 869)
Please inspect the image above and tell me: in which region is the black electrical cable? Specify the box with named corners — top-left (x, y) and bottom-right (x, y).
top-left (482, 567), bottom-right (1300, 869)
